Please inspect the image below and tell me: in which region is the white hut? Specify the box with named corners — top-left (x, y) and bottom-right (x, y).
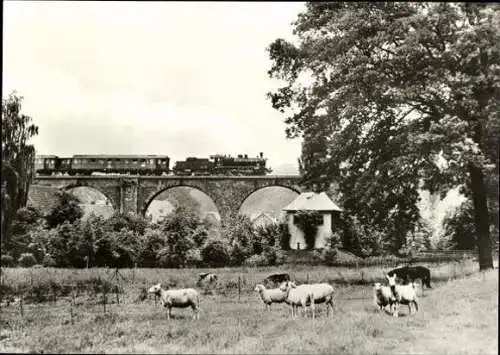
top-left (282, 192), bottom-right (342, 250)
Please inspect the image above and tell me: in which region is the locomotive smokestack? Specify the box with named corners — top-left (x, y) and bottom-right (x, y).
top-left (259, 152), bottom-right (263, 158)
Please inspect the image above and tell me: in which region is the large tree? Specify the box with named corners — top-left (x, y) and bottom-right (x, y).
top-left (267, 3), bottom-right (499, 269)
top-left (1, 92), bottom-right (39, 249)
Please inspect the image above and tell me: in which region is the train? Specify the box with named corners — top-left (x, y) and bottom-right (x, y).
top-left (35, 153), bottom-right (271, 176)
top-left (173, 153), bottom-right (271, 176)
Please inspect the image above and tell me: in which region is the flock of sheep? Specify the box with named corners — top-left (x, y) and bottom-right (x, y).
top-left (147, 266), bottom-right (432, 320)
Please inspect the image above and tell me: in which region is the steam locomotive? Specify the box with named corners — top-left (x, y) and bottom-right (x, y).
top-left (35, 153), bottom-right (271, 176)
top-left (173, 153), bottom-right (271, 176)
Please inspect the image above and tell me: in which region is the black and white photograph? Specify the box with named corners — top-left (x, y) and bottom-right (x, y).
top-left (1, 1), bottom-right (498, 354)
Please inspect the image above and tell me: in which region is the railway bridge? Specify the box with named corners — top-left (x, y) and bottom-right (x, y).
top-left (31, 175), bottom-right (303, 222)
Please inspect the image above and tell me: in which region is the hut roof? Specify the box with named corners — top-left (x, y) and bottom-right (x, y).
top-left (282, 192), bottom-right (342, 212)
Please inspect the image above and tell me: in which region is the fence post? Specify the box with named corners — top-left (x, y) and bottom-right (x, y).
top-left (19, 297), bottom-right (24, 317)
top-left (103, 288), bottom-right (107, 314)
top-left (70, 295), bottom-right (74, 325)
top-left (115, 285), bottom-right (120, 305)
top-left (238, 276), bottom-right (241, 302)
top-left (306, 273), bottom-right (309, 284)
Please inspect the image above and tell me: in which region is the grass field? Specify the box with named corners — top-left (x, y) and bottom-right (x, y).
top-left (0, 260), bottom-right (497, 354)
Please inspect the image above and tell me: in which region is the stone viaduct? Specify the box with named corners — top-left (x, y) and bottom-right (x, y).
top-left (32, 175), bottom-right (303, 222)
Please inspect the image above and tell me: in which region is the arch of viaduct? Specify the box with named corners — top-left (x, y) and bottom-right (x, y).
top-left (32, 175), bottom-right (303, 222)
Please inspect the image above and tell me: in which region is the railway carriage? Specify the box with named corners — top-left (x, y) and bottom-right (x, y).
top-left (34, 155), bottom-right (60, 176)
top-left (69, 155), bottom-right (170, 175)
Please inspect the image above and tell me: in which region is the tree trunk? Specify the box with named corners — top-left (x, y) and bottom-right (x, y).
top-left (468, 163), bottom-right (493, 270)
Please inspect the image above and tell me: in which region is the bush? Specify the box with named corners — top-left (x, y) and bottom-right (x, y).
top-left (243, 254), bottom-right (269, 267)
top-left (18, 253), bottom-right (37, 267)
top-left (201, 239), bottom-right (231, 267)
top-left (279, 222), bottom-right (291, 250)
top-left (185, 248), bottom-right (203, 267)
top-left (42, 254), bottom-right (57, 267)
top-left (321, 247), bottom-right (339, 266)
top-left (1, 254), bottom-right (16, 267)
top-left (262, 245), bottom-right (286, 266)
top-left (45, 191), bottom-right (83, 229)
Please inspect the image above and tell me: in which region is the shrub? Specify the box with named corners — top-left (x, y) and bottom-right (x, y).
top-left (18, 253), bottom-right (37, 267)
top-left (321, 247), bottom-right (339, 266)
top-left (185, 248), bottom-right (203, 267)
top-left (1, 254), bottom-right (15, 267)
top-left (243, 254), bottom-right (269, 267)
top-left (45, 191), bottom-right (83, 229)
top-left (262, 245), bottom-right (286, 266)
top-left (42, 254), bottom-right (57, 267)
top-left (201, 239), bottom-right (231, 267)
top-left (279, 222), bottom-right (291, 250)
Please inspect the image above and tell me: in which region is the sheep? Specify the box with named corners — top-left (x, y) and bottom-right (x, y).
top-left (388, 265), bottom-right (432, 289)
top-left (197, 272), bottom-right (218, 294)
top-left (386, 274), bottom-right (419, 317)
top-left (254, 284), bottom-right (288, 311)
top-left (197, 272), bottom-right (218, 286)
top-left (279, 281), bottom-right (315, 319)
top-left (280, 281), bottom-right (335, 319)
top-left (373, 282), bottom-right (396, 313)
top-left (148, 283), bottom-right (200, 320)
top-left (265, 272), bottom-right (290, 287)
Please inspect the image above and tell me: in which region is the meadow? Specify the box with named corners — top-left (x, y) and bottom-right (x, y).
top-left (0, 259), bottom-right (497, 354)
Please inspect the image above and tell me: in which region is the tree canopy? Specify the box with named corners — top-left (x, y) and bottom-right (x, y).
top-left (268, 3), bottom-right (499, 268)
top-left (1, 92), bottom-right (39, 248)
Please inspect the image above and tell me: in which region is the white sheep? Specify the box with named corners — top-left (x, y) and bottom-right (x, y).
top-left (386, 274), bottom-right (419, 317)
top-left (373, 282), bottom-right (396, 313)
top-left (254, 284), bottom-right (288, 311)
top-left (281, 281), bottom-right (336, 319)
top-left (280, 281), bottom-right (315, 319)
top-left (148, 283), bottom-right (200, 320)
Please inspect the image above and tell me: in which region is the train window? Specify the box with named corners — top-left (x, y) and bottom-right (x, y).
top-left (99, 159), bottom-right (104, 164)
top-left (150, 159), bottom-right (155, 165)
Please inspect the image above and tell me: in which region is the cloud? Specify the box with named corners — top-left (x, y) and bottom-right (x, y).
top-left (3, 2), bottom-right (305, 170)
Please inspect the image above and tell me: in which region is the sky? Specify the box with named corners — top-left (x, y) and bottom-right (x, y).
top-left (2, 1), bottom-right (306, 174)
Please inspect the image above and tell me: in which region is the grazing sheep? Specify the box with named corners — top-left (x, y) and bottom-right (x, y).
top-left (280, 281), bottom-right (315, 319)
top-left (148, 283), bottom-right (200, 320)
top-left (388, 265), bottom-right (432, 289)
top-left (386, 274), bottom-right (419, 317)
top-left (254, 284), bottom-right (288, 311)
top-left (373, 282), bottom-right (396, 313)
top-left (197, 272), bottom-right (218, 286)
top-left (197, 273), bottom-right (218, 294)
top-left (265, 272), bottom-right (290, 286)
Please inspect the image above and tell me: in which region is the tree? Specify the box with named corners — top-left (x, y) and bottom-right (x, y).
top-left (45, 191), bottom-right (84, 229)
top-left (1, 92), bottom-right (39, 249)
top-left (267, 3), bottom-right (499, 269)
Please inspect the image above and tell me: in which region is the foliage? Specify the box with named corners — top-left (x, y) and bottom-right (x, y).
top-left (278, 222), bottom-right (292, 251)
top-left (136, 227), bottom-right (166, 267)
top-left (18, 252), bottom-right (37, 267)
top-left (1, 254), bottom-right (16, 267)
top-left (105, 212), bottom-right (148, 235)
top-left (45, 191), bottom-right (84, 229)
top-left (243, 253), bottom-right (269, 267)
top-left (443, 200), bottom-right (477, 250)
top-left (293, 211), bottom-right (323, 250)
top-left (267, 2), bottom-right (499, 268)
top-left (155, 206), bottom-right (209, 268)
top-left (200, 239), bottom-right (231, 267)
top-left (1, 92), bottom-right (39, 250)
